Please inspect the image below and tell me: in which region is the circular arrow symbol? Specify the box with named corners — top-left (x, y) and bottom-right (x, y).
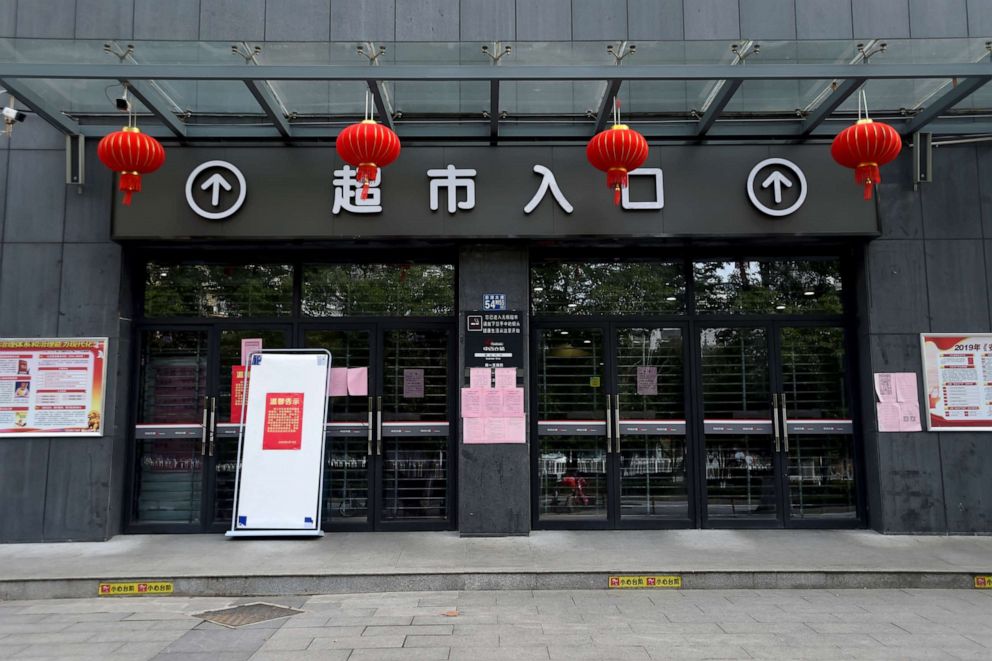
top-left (746, 158), bottom-right (807, 217)
top-left (186, 160), bottom-right (247, 220)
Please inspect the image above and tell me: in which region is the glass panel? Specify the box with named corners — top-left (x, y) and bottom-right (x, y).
top-left (693, 259), bottom-right (843, 315)
top-left (305, 329), bottom-right (372, 524)
top-left (381, 328), bottom-right (450, 521)
top-left (302, 263), bottom-right (455, 317)
top-left (144, 263), bottom-right (294, 318)
top-left (616, 327), bottom-right (687, 520)
top-left (213, 328), bottom-right (288, 525)
top-left (700, 326), bottom-right (777, 519)
top-left (133, 438), bottom-right (202, 524)
top-left (537, 327), bottom-right (608, 521)
top-left (137, 330), bottom-right (209, 424)
top-left (780, 326), bottom-right (857, 520)
top-left (532, 262), bottom-right (686, 316)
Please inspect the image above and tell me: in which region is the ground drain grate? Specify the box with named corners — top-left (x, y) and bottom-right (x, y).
top-left (193, 602), bottom-right (304, 628)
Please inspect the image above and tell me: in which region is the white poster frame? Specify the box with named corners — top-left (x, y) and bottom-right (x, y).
top-left (226, 348), bottom-right (331, 537)
top-left (920, 332), bottom-right (992, 432)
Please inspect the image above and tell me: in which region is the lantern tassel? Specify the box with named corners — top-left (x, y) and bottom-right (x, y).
top-left (119, 172), bottom-right (142, 206)
top-left (357, 163), bottom-right (377, 200)
top-left (854, 163), bottom-right (881, 201)
top-left (607, 168), bottom-right (628, 206)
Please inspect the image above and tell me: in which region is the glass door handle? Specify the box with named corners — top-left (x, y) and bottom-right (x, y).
top-left (614, 394), bottom-right (621, 453)
top-left (605, 393), bottom-right (614, 454)
top-left (772, 393), bottom-right (781, 453)
top-left (375, 395), bottom-right (383, 456)
top-left (207, 397), bottom-right (217, 457)
top-left (367, 396), bottom-right (374, 456)
top-left (781, 393), bottom-right (790, 453)
top-left (200, 397), bottom-right (209, 457)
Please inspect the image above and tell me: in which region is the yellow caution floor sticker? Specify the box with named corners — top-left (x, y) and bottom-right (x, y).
top-left (609, 575), bottom-right (682, 589)
top-left (98, 581), bottom-right (174, 596)
top-left (975, 576), bottom-right (992, 589)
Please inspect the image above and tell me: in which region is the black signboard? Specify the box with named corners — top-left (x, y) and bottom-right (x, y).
top-left (463, 310), bottom-right (524, 370)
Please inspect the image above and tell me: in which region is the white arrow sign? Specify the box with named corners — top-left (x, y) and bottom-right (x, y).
top-left (201, 172), bottom-right (233, 207)
top-left (761, 170), bottom-right (792, 205)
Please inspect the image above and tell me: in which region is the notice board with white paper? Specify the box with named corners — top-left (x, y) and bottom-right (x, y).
top-left (227, 350), bottom-right (330, 537)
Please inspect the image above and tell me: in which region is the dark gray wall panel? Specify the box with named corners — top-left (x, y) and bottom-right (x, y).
top-left (515, 0), bottom-right (570, 41)
top-left (740, 0), bottom-right (797, 39)
top-left (105, 319), bottom-right (132, 536)
top-left (684, 0), bottom-right (740, 40)
top-left (924, 240), bottom-right (990, 332)
top-left (796, 0), bottom-right (853, 39)
top-left (628, 0), bottom-right (683, 40)
top-left (58, 243), bottom-right (122, 337)
top-left (571, 0), bottom-right (627, 40)
top-left (939, 433), bottom-right (992, 533)
top-left (460, 0), bottom-right (514, 41)
top-left (9, 119), bottom-right (68, 151)
top-left (3, 151), bottom-right (66, 243)
top-left (909, 0), bottom-right (968, 38)
top-left (42, 438), bottom-right (112, 541)
top-left (64, 149), bottom-right (113, 243)
top-left (458, 245), bottom-right (530, 536)
top-left (876, 153), bottom-right (923, 240)
top-left (0, 243), bottom-right (63, 336)
top-left (0, 150), bottom-right (8, 243)
top-left (134, 0), bottom-right (201, 40)
top-left (201, 0), bottom-right (266, 40)
top-left (866, 240), bottom-right (929, 334)
top-left (75, 0), bottom-right (134, 39)
top-left (396, 0), bottom-right (459, 41)
top-left (869, 333), bottom-right (924, 374)
top-left (264, 0), bottom-right (330, 41)
top-left (0, 0), bottom-right (17, 37)
top-left (921, 146), bottom-right (982, 239)
top-left (853, 0), bottom-right (911, 38)
top-left (330, 0), bottom-right (394, 41)
top-left (876, 434), bottom-right (946, 532)
top-left (977, 145), bottom-right (992, 238)
top-left (0, 439), bottom-right (49, 542)
top-left (15, 0), bottom-right (75, 38)
top-left (967, 0), bottom-right (992, 37)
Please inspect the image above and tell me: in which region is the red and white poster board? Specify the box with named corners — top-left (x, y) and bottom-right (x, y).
top-left (0, 337), bottom-right (107, 437)
top-left (921, 333), bottom-right (992, 431)
top-left (227, 349), bottom-right (330, 537)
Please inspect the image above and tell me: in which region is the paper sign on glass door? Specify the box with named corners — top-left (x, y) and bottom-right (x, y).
top-left (470, 367), bottom-right (492, 389)
top-left (500, 387), bottom-right (524, 416)
top-left (461, 388), bottom-right (483, 418)
top-left (494, 368), bottom-right (516, 389)
top-left (346, 367), bottom-right (367, 396)
top-left (329, 368), bottom-right (348, 397)
top-left (636, 366), bottom-right (658, 396)
top-left (403, 369), bottom-right (425, 398)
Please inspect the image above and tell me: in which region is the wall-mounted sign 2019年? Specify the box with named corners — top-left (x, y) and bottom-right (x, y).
top-left (921, 333), bottom-right (992, 431)
top-left (0, 338), bottom-right (108, 437)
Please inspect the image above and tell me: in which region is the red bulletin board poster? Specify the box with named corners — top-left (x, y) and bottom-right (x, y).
top-left (921, 333), bottom-right (992, 431)
top-left (262, 392), bottom-right (304, 450)
top-left (231, 366), bottom-right (247, 423)
top-left (0, 337), bottom-right (107, 437)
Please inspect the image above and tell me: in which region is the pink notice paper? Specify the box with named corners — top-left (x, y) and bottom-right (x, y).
top-left (494, 368), bottom-right (517, 389)
top-left (483, 389), bottom-right (504, 417)
top-left (403, 368), bottom-right (425, 398)
top-left (894, 372), bottom-right (918, 404)
top-left (500, 387), bottom-right (525, 417)
top-left (504, 417), bottom-right (526, 443)
top-left (874, 373), bottom-right (895, 402)
top-left (900, 401), bottom-right (922, 431)
top-left (460, 388), bottom-right (483, 418)
top-left (485, 417), bottom-right (507, 442)
top-left (463, 417), bottom-right (486, 444)
top-left (346, 367), bottom-right (368, 397)
top-left (636, 366), bottom-right (658, 396)
top-left (877, 402), bottom-right (902, 432)
top-left (241, 338), bottom-right (263, 366)
top-left (329, 368), bottom-right (349, 397)
top-left (470, 367), bottom-right (492, 389)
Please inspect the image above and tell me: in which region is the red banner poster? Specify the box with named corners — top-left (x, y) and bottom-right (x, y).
top-left (230, 366), bottom-right (246, 423)
top-left (262, 392), bottom-right (304, 450)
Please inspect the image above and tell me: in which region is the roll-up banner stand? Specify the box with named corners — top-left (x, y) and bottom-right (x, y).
top-left (227, 349), bottom-right (331, 538)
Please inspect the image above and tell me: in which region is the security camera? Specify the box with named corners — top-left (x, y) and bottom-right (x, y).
top-left (115, 97), bottom-right (131, 112)
top-left (1, 106), bottom-right (25, 123)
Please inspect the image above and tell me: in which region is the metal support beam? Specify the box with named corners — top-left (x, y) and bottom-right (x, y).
top-left (902, 76), bottom-right (992, 136)
top-left (0, 78), bottom-right (80, 135)
top-left (593, 79), bottom-right (623, 134)
top-left (697, 79), bottom-right (741, 136)
top-left (121, 79), bottom-right (186, 138)
top-left (244, 79), bottom-right (291, 138)
top-left (799, 77), bottom-right (865, 136)
top-left (489, 80), bottom-right (499, 145)
top-left (366, 80), bottom-right (393, 132)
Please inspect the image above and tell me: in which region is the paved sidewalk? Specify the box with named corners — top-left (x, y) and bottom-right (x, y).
top-left (1, 589), bottom-right (991, 660)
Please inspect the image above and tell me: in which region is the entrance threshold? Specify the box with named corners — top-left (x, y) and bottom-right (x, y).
top-left (2, 531), bottom-right (990, 599)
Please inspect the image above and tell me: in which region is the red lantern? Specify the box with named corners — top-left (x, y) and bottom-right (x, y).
top-left (97, 126), bottom-right (166, 206)
top-left (335, 119), bottom-right (401, 199)
top-left (830, 118), bottom-right (902, 200)
top-left (586, 123), bottom-right (650, 205)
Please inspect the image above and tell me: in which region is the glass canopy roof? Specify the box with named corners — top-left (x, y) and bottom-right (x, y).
top-left (0, 37), bottom-right (989, 142)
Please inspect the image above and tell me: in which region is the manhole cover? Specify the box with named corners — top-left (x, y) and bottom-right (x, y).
top-left (193, 602), bottom-right (304, 628)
